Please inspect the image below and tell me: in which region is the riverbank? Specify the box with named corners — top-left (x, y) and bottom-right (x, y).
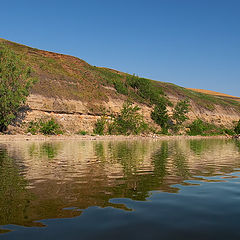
top-left (0, 134), bottom-right (230, 142)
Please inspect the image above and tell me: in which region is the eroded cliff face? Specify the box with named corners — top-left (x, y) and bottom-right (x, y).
top-left (1, 39), bottom-right (239, 134)
top-left (167, 94), bottom-right (240, 127)
top-left (16, 94), bottom-right (154, 134)
top-left (10, 93), bottom-right (240, 134)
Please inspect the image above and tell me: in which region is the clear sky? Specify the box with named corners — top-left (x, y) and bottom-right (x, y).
top-left (1, 0), bottom-right (239, 96)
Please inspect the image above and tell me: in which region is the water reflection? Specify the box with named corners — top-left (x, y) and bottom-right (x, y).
top-left (189, 139), bottom-right (210, 155)
top-left (235, 140), bottom-right (240, 152)
top-left (28, 142), bottom-right (61, 159)
top-left (152, 141), bottom-right (168, 182)
top-left (0, 139), bottom-right (240, 232)
top-left (173, 142), bottom-right (190, 178)
top-left (0, 148), bottom-right (34, 229)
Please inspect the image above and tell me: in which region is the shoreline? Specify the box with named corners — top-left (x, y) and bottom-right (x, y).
top-left (0, 134), bottom-right (230, 142)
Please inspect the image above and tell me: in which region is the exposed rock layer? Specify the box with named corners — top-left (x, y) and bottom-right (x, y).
top-left (13, 93), bottom-right (240, 134)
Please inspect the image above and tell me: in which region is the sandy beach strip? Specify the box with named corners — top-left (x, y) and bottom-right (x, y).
top-left (0, 134), bottom-right (229, 142)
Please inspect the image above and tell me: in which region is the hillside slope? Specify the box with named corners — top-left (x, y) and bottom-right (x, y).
top-left (188, 88), bottom-right (240, 102)
top-left (0, 38), bottom-right (239, 133)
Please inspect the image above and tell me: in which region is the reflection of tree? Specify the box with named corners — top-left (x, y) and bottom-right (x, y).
top-left (28, 142), bottom-right (60, 159)
top-left (40, 143), bottom-right (59, 159)
top-left (94, 142), bottom-right (106, 162)
top-left (235, 140), bottom-right (240, 153)
top-left (189, 139), bottom-right (208, 155)
top-left (105, 141), bottom-right (155, 200)
top-left (189, 139), bottom-right (227, 156)
top-left (152, 141), bottom-right (168, 183)
top-left (109, 141), bottom-right (173, 200)
top-left (172, 142), bottom-right (190, 178)
top-left (107, 141), bottom-right (147, 175)
top-left (0, 143), bottom-right (83, 231)
top-left (92, 141), bottom-right (151, 201)
top-left (28, 143), bottom-right (37, 157)
top-left (0, 147), bottom-right (32, 227)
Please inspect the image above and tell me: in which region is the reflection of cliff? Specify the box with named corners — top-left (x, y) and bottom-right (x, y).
top-left (1, 139), bottom-right (240, 230)
top-left (0, 147), bottom-right (36, 227)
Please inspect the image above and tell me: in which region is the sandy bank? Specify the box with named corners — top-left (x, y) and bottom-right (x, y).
top-left (0, 134), bottom-right (229, 142)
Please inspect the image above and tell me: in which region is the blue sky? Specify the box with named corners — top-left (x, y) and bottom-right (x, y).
top-left (1, 0), bottom-right (239, 96)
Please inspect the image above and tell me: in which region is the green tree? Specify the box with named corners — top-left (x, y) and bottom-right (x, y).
top-left (110, 101), bottom-right (148, 135)
top-left (187, 119), bottom-right (206, 136)
top-left (234, 120), bottom-right (240, 134)
top-left (39, 119), bottom-right (63, 135)
top-left (172, 99), bottom-right (190, 132)
top-left (94, 116), bottom-right (106, 135)
top-left (0, 44), bottom-right (36, 132)
top-left (151, 97), bottom-right (169, 134)
top-left (126, 74), bottom-right (164, 104)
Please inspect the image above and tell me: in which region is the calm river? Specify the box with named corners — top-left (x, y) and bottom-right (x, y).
top-left (0, 138), bottom-right (240, 239)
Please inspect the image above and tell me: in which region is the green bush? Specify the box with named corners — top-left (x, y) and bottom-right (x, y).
top-left (27, 121), bottom-right (39, 135)
top-left (172, 99), bottom-right (190, 132)
top-left (113, 79), bottom-right (128, 95)
top-left (151, 97), bottom-right (170, 134)
top-left (234, 120), bottom-right (240, 134)
top-left (187, 119), bottom-right (209, 136)
top-left (76, 130), bottom-right (88, 135)
top-left (126, 75), bottom-right (164, 104)
top-left (27, 118), bottom-right (63, 135)
top-left (187, 119), bottom-right (229, 136)
top-left (223, 128), bottom-right (235, 136)
top-left (107, 120), bottom-right (115, 135)
top-left (94, 117), bottom-right (106, 135)
top-left (39, 119), bottom-right (63, 135)
top-left (109, 101), bottom-right (148, 135)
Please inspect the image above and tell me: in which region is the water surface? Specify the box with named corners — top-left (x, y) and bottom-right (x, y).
top-left (0, 139), bottom-right (240, 239)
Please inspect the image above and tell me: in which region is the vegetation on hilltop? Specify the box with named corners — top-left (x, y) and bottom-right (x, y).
top-left (156, 82), bottom-right (240, 111)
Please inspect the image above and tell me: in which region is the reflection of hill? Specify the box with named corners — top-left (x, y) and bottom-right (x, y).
top-left (0, 139), bottom-right (240, 230)
top-left (0, 148), bottom-right (38, 227)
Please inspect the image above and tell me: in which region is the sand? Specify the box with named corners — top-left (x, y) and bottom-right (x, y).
top-left (0, 134), bottom-right (229, 142)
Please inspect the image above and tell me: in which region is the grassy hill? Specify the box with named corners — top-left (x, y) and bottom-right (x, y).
top-left (188, 88), bottom-right (240, 102)
top-left (0, 38), bottom-right (239, 113)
